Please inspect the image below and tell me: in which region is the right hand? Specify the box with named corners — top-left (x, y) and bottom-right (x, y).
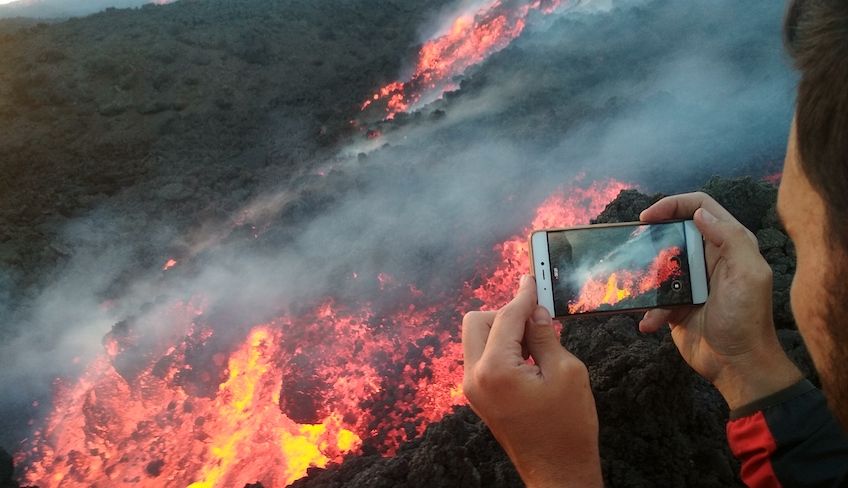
top-left (639, 192), bottom-right (802, 410)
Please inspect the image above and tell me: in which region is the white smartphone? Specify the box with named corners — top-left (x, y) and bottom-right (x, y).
top-left (530, 220), bottom-right (708, 318)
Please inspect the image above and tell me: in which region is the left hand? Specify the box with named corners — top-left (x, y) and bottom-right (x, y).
top-left (462, 275), bottom-right (603, 488)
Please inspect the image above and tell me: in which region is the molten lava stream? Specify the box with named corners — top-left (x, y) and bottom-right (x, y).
top-left (362, 0), bottom-right (567, 120)
top-left (20, 178), bottom-right (633, 487)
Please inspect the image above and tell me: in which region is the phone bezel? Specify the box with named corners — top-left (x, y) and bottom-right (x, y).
top-left (684, 220), bottom-right (708, 305)
top-left (529, 220), bottom-right (709, 318)
top-left (530, 230), bottom-right (556, 316)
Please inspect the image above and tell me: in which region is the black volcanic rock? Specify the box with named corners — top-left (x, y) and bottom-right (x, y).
top-left (592, 189), bottom-right (663, 224)
top-left (0, 448), bottom-right (17, 488)
top-left (701, 177), bottom-right (777, 235)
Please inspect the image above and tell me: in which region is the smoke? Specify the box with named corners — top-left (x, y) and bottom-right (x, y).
top-left (0, 0), bottom-right (168, 19)
top-left (564, 224), bottom-right (681, 288)
top-left (0, 0), bottom-right (796, 453)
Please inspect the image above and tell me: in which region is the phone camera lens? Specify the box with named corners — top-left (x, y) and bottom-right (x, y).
top-left (541, 262), bottom-right (545, 266)
top-left (671, 280), bottom-right (682, 291)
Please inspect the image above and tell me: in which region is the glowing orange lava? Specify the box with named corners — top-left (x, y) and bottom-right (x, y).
top-left (19, 178), bottom-right (632, 487)
top-left (568, 246), bottom-right (684, 314)
top-left (362, 0), bottom-right (566, 119)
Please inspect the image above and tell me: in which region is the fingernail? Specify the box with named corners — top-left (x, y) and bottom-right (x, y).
top-left (700, 208), bottom-right (718, 224)
top-left (532, 306), bottom-right (552, 325)
top-left (520, 275), bottom-right (531, 287)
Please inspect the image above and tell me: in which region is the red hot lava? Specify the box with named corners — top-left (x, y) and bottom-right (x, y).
top-left (361, 0), bottom-right (566, 119)
top-left (17, 178), bottom-right (629, 487)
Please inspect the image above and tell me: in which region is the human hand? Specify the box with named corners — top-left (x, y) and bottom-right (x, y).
top-left (462, 275), bottom-right (602, 488)
top-left (639, 192), bottom-right (802, 410)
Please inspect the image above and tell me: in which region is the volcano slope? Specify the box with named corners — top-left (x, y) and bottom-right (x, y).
top-left (0, 0), bottom-right (452, 301)
top-left (0, 0), bottom-right (455, 449)
top-left (289, 177), bottom-right (814, 488)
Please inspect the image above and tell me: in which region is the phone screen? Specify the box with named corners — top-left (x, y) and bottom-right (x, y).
top-left (547, 222), bottom-right (694, 317)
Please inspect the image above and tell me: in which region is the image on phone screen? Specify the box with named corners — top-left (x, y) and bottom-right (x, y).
top-left (547, 222), bottom-right (693, 317)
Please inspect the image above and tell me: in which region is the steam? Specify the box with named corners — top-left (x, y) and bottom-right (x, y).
top-left (0, 0), bottom-right (796, 452)
top-left (0, 0), bottom-right (171, 19)
top-left (562, 224), bottom-right (682, 291)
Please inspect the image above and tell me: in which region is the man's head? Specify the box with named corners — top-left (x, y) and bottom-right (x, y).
top-left (778, 0), bottom-right (848, 429)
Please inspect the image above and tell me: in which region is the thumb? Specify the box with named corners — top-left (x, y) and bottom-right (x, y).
top-left (525, 306), bottom-right (567, 369)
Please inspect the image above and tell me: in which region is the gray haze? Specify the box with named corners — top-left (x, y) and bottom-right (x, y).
top-left (0, 0), bottom-right (162, 19)
top-left (0, 0), bottom-right (796, 450)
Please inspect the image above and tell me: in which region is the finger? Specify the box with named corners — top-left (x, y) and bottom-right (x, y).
top-left (640, 192), bottom-right (735, 223)
top-left (462, 311), bottom-right (497, 373)
top-left (524, 306), bottom-right (568, 371)
top-left (486, 275), bottom-right (538, 355)
top-left (694, 208), bottom-right (761, 261)
top-left (639, 308), bottom-right (672, 333)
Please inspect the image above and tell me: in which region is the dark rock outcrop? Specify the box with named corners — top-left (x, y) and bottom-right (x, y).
top-left (0, 448), bottom-right (18, 488)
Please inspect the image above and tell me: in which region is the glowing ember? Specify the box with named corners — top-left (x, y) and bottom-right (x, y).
top-left (567, 246), bottom-right (684, 314)
top-left (362, 0), bottom-right (567, 119)
top-left (162, 258), bottom-right (178, 271)
top-left (18, 178), bottom-right (632, 487)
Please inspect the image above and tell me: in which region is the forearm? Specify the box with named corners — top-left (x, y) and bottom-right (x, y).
top-left (520, 462), bottom-right (603, 488)
top-left (511, 446), bottom-right (603, 488)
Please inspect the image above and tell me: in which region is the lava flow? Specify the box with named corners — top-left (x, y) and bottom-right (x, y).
top-left (361, 0), bottom-right (567, 120)
top-left (18, 179), bottom-right (629, 487)
top-left (567, 246), bottom-right (684, 314)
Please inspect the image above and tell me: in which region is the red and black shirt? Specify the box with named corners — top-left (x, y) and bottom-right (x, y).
top-left (727, 379), bottom-right (848, 487)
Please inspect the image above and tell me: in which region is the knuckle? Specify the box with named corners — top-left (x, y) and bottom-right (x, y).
top-left (566, 357), bottom-right (589, 376)
top-left (693, 191), bottom-right (712, 201)
top-left (495, 305), bottom-right (518, 322)
top-left (462, 311), bottom-right (481, 328)
top-left (739, 259), bottom-right (772, 286)
top-left (473, 360), bottom-right (512, 390)
top-left (728, 224), bottom-right (751, 242)
top-left (745, 228), bottom-right (758, 245)
top-left (461, 377), bottom-right (477, 402)
top-left (754, 261), bottom-right (774, 284)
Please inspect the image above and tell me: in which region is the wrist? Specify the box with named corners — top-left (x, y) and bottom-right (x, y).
top-left (518, 453), bottom-right (603, 488)
top-left (712, 342), bottom-right (803, 411)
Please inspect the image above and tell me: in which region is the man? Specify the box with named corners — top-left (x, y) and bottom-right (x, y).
top-left (461, 0), bottom-right (848, 486)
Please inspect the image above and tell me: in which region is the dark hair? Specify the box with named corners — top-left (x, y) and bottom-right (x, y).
top-left (784, 0), bottom-right (848, 246)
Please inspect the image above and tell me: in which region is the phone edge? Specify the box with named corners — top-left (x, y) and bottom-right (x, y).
top-left (529, 231), bottom-right (556, 317)
top-left (685, 220), bottom-right (709, 305)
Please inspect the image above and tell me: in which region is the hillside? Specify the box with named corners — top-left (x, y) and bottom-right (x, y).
top-left (0, 0), bottom-right (449, 299)
top-left (0, 0), bottom-right (154, 20)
